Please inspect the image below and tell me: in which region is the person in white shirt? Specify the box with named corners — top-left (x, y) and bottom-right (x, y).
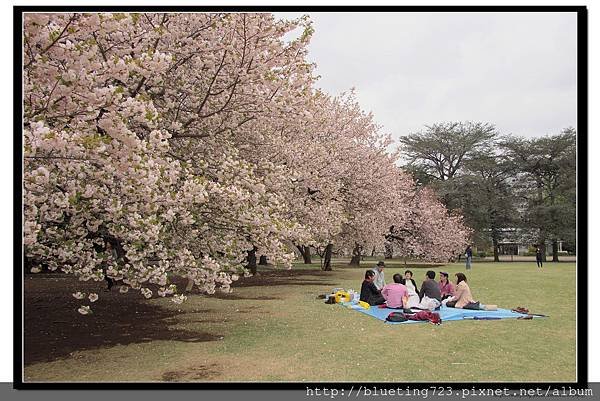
top-left (371, 261), bottom-right (386, 290)
top-left (403, 270), bottom-right (420, 308)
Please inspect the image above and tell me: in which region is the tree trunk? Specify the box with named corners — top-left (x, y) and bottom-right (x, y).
top-left (371, 246), bottom-right (376, 257)
top-left (296, 245), bottom-right (312, 264)
top-left (302, 246), bottom-right (312, 264)
top-left (552, 239), bottom-right (559, 262)
top-left (349, 255), bottom-right (361, 266)
top-left (24, 254), bottom-right (33, 274)
top-left (246, 247), bottom-right (257, 275)
top-left (258, 255), bottom-right (268, 265)
top-left (492, 235), bottom-right (499, 262)
top-left (349, 243), bottom-right (361, 267)
top-left (322, 243), bottom-right (333, 271)
top-left (384, 241), bottom-right (393, 259)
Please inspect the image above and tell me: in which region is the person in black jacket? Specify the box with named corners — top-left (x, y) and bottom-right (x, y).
top-left (360, 270), bottom-right (385, 306)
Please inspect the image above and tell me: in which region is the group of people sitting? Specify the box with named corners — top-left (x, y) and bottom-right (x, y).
top-left (360, 261), bottom-right (489, 311)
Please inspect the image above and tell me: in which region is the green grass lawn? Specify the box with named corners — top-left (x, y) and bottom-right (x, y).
top-left (23, 260), bottom-right (576, 382)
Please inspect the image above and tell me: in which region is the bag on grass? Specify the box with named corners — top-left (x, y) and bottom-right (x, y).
top-left (463, 301), bottom-right (481, 310)
top-left (324, 296), bottom-right (336, 304)
top-left (386, 312), bottom-right (408, 322)
top-left (358, 301), bottom-right (370, 310)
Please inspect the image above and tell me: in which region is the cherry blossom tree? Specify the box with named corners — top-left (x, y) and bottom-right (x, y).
top-left (24, 13), bottom-right (310, 310)
top-left (385, 187), bottom-right (472, 262)
top-left (23, 12), bottom-right (470, 312)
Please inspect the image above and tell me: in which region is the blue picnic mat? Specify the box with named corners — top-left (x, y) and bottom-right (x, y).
top-left (341, 303), bottom-right (540, 324)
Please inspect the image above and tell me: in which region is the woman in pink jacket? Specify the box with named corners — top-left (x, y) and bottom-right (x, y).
top-left (445, 273), bottom-right (495, 310)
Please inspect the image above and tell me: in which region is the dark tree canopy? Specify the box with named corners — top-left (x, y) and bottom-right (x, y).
top-left (399, 121), bottom-right (497, 182)
top-left (398, 121), bottom-right (576, 262)
top-left (454, 153), bottom-right (519, 261)
top-left (501, 128), bottom-right (576, 261)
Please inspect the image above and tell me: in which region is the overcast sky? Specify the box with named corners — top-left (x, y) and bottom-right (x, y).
top-left (275, 12), bottom-right (577, 140)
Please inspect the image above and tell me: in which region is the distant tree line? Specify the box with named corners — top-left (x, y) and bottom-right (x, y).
top-left (399, 121), bottom-right (576, 262)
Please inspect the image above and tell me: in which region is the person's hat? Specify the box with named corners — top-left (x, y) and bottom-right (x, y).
top-left (377, 261), bottom-right (385, 267)
top-left (440, 271), bottom-right (449, 277)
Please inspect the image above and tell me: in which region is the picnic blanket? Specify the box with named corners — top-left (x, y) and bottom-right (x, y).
top-left (342, 303), bottom-right (543, 324)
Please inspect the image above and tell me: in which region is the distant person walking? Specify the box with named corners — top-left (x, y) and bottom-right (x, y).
top-left (536, 246), bottom-right (543, 268)
top-left (465, 245), bottom-right (473, 270)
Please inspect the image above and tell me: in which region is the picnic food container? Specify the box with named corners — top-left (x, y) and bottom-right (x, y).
top-left (334, 290), bottom-right (351, 303)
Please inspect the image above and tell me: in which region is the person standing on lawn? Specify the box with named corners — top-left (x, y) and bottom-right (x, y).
top-left (465, 245), bottom-right (473, 270)
top-left (416, 270), bottom-right (442, 310)
top-left (360, 270), bottom-right (386, 306)
top-left (381, 273), bottom-right (408, 309)
top-left (371, 261), bottom-right (386, 290)
top-left (536, 246), bottom-right (543, 268)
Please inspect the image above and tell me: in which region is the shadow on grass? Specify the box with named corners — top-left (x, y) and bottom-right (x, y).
top-left (210, 293), bottom-right (282, 300)
top-left (24, 275), bottom-right (223, 366)
top-left (226, 269), bottom-right (339, 290)
top-left (335, 263), bottom-right (446, 270)
top-left (25, 268), bottom-right (340, 365)
top-left (233, 279), bottom-right (339, 289)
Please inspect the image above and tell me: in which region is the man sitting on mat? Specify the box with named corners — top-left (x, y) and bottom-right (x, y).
top-left (360, 270), bottom-right (386, 306)
top-left (415, 270), bottom-right (442, 310)
top-left (381, 273), bottom-right (408, 309)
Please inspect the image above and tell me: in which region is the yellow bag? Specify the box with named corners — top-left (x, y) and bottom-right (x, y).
top-left (358, 301), bottom-right (370, 310)
top-left (334, 290), bottom-right (350, 303)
